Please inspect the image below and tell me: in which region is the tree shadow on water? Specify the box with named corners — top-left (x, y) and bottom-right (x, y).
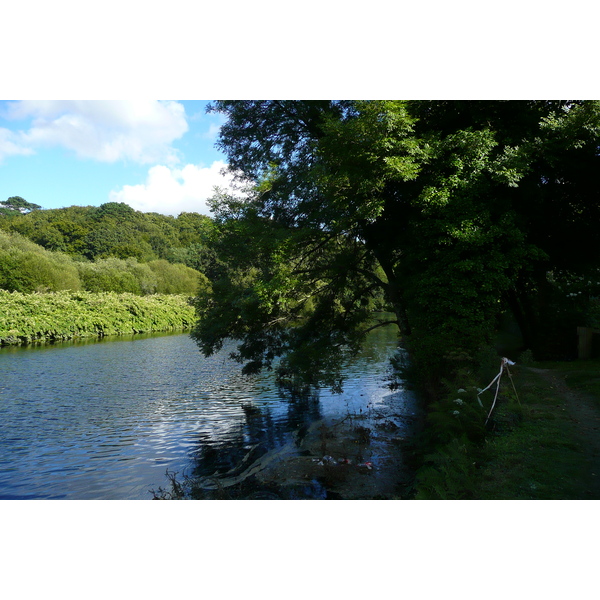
top-left (152, 389), bottom-right (326, 499)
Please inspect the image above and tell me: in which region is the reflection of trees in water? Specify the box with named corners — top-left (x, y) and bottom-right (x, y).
top-left (285, 389), bottom-right (322, 438)
top-left (190, 389), bottom-right (322, 480)
top-left (186, 324), bottom-right (399, 483)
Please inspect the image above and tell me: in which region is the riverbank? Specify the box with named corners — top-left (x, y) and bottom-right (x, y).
top-left (192, 358), bottom-right (600, 500)
top-left (0, 290), bottom-right (197, 345)
top-left (414, 358), bottom-right (600, 499)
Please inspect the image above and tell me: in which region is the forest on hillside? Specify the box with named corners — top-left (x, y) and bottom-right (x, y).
top-left (0, 198), bottom-right (215, 295)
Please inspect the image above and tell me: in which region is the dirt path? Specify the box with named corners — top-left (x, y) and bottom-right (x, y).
top-left (527, 367), bottom-right (600, 497)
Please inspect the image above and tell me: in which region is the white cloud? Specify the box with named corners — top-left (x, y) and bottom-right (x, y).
top-left (0, 127), bottom-right (34, 162)
top-left (204, 122), bottom-right (223, 140)
top-left (109, 160), bottom-right (238, 216)
top-left (3, 100), bottom-right (188, 164)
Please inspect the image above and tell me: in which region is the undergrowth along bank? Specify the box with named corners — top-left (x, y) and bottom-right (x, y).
top-left (0, 290), bottom-right (197, 345)
top-left (411, 354), bottom-right (600, 499)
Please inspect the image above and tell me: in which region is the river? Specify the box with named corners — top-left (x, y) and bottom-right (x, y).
top-left (0, 325), bottom-right (419, 499)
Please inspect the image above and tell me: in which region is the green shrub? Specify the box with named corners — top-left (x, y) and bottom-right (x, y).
top-left (0, 230), bottom-right (82, 292)
top-left (147, 259), bottom-right (210, 295)
top-left (77, 257), bottom-right (154, 294)
top-left (0, 228), bottom-right (210, 297)
top-left (0, 290), bottom-right (197, 345)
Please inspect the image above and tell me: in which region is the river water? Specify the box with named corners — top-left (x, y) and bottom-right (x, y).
top-left (0, 325), bottom-right (418, 499)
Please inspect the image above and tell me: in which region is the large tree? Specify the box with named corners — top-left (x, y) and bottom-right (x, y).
top-left (193, 100), bottom-right (600, 392)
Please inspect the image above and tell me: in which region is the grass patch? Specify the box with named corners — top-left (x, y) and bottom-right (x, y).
top-left (476, 369), bottom-right (590, 499)
top-left (415, 363), bottom-right (596, 499)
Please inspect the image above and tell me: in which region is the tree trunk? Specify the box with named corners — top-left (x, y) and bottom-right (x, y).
top-left (505, 288), bottom-right (535, 350)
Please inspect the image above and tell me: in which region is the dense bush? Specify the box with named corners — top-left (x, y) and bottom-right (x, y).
top-left (77, 258), bottom-right (156, 295)
top-left (0, 230), bottom-right (81, 292)
top-left (147, 259), bottom-right (208, 294)
top-left (0, 290), bottom-right (197, 345)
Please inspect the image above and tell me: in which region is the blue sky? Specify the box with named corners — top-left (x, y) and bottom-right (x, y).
top-left (0, 101), bottom-right (235, 216)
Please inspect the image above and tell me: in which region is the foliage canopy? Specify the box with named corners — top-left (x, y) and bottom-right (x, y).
top-left (193, 100), bottom-right (600, 393)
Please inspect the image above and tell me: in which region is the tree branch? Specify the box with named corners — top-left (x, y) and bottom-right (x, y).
top-left (359, 320), bottom-right (400, 336)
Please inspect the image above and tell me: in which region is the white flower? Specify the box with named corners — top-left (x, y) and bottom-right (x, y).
top-left (457, 388), bottom-right (466, 394)
top-left (452, 410), bottom-right (460, 416)
top-left (453, 398), bottom-right (464, 405)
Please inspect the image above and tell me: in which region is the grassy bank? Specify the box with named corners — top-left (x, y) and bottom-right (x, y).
top-left (414, 358), bottom-right (600, 499)
top-left (0, 290), bottom-right (197, 345)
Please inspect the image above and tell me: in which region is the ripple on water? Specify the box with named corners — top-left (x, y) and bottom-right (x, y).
top-left (0, 328), bottom-right (416, 499)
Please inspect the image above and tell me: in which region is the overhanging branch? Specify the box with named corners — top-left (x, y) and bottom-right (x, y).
top-left (359, 319), bottom-right (399, 336)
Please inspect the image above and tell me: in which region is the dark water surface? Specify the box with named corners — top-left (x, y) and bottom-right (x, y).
top-left (0, 326), bottom-right (416, 499)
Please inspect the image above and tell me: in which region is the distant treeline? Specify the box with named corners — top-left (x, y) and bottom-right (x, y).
top-left (0, 290), bottom-right (197, 345)
top-left (0, 200), bottom-right (217, 268)
top-left (0, 228), bottom-right (211, 295)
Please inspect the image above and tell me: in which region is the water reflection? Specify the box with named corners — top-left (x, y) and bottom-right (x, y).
top-left (189, 391), bottom-right (323, 481)
top-left (0, 324), bottom-right (411, 499)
